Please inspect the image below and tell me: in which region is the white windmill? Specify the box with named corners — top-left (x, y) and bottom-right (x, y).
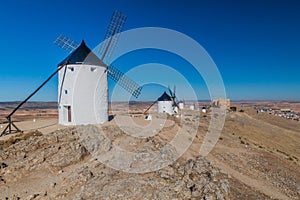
top-left (143, 86), bottom-right (178, 116)
top-left (1, 11), bottom-right (142, 135)
top-left (157, 92), bottom-right (173, 114)
top-left (54, 11), bottom-right (142, 125)
top-left (56, 40), bottom-right (108, 125)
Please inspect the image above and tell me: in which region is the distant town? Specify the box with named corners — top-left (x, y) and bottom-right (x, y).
top-left (228, 100), bottom-right (300, 122)
top-left (209, 99), bottom-right (300, 122)
top-left (254, 107), bottom-right (300, 121)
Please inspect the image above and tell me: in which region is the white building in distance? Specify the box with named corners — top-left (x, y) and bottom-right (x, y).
top-left (57, 40), bottom-right (108, 125)
top-left (178, 102), bottom-right (184, 110)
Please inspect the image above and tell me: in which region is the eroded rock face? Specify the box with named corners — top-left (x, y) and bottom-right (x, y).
top-left (0, 125), bottom-right (230, 199)
top-left (72, 156), bottom-right (229, 200)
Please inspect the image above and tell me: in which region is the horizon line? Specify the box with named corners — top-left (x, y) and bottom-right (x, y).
top-left (1, 99), bottom-right (300, 103)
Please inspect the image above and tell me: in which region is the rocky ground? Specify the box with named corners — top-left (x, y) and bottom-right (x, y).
top-left (0, 107), bottom-right (299, 199)
top-left (0, 114), bottom-right (230, 199)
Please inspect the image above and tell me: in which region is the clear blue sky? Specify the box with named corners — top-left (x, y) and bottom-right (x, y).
top-left (0, 0), bottom-right (299, 101)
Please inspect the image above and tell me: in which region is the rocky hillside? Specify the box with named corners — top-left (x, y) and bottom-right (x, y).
top-left (0, 125), bottom-right (229, 199)
top-left (1, 108), bottom-right (299, 199)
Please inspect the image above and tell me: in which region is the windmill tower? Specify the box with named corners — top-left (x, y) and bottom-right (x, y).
top-left (54, 11), bottom-right (142, 125)
top-left (57, 41), bottom-right (108, 125)
top-left (157, 86), bottom-right (178, 115)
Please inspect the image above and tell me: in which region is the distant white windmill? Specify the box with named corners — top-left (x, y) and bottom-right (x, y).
top-left (143, 86), bottom-right (179, 116)
top-left (157, 91), bottom-right (173, 114)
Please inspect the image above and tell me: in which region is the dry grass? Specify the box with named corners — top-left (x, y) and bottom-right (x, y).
top-left (0, 130), bottom-right (42, 150)
top-left (224, 109), bottom-right (300, 163)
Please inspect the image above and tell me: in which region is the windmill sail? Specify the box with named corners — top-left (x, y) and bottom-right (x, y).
top-left (54, 34), bottom-right (79, 53)
top-left (168, 85), bottom-right (178, 107)
top-left (98, 10), bottom-right (127, 63)
top-left (107, 65), bottom-right (142, 98)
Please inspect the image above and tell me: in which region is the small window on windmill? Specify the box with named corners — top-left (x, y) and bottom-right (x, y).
top-left (65, 90), bottom-right (68, 94)
top-left (90, 67), bottom-right (97, 72)
top-left (68, 67), bottom-right (74, 72)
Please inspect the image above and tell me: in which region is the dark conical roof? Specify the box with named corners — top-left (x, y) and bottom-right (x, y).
top-left (58, 40), bottom-right (105, 67)
top-left (157, 92), bottom-right (172, 101)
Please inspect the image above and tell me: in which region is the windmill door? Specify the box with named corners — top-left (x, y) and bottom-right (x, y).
top-left (67, 106), bottom-right (72, 122)
top-left (63, 105), bottom-right (72, 123)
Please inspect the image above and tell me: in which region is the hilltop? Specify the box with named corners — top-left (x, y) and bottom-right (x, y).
top-left (0, 105), bottom-right (299, 199)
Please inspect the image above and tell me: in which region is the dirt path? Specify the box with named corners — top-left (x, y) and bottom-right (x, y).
top-left (207, 154), bottom-right (290, 200)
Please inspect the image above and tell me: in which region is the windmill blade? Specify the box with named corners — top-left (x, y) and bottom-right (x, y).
top-left (168, 85), bottom-right (174, 97)
top-left (98, 10), bottom-right (127, 63)
top-left (173, 85), bottom-right (176, 97)
top-left (107, 65), bottom-right (142, 98)
top-left (54, 34), bottom-right (79, 52)
top-left (173, 85), bottom-right (179, 102)
top-left (168, 85), bottom-right (178, 107)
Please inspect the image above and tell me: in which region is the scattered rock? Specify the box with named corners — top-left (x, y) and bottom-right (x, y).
top-left (50, 182), bottom-right (56, 188)
top-left (27, 193), bottom-right (39, 200)
top-left (0, 162), bottom-right (8, 168)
